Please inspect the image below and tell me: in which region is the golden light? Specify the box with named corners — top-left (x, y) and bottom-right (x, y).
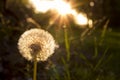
top-left (53, 0), bottom-right (74, 15)
top-left (90, 2), bottom-right (94, 7)
top-left (29, 0), bottom-right (75, 15)
top-left (29, 0), bottom-right (54, 13)
top-left (29, 0), bottom-right (90, 27)
top-left (88, 19), bottom-right (93, 28)
top-left (74, 13), bottom-right (88, 26)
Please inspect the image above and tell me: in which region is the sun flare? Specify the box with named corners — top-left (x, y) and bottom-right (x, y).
top-left (74, 13), bottom-right (88, 25)
top-left (29, 0), bottom-right (74, 15)
top-left (29, 0), bottom-right (54, 13)
top-left (53, 0), bottom-right (74, 15)
top-left (29, 0), bottom-right (89, 26)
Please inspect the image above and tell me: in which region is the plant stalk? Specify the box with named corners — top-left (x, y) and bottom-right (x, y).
top-left (64, 28), bottom-right (70, 61)
top-left (33, 54), bottom-right (37, 80)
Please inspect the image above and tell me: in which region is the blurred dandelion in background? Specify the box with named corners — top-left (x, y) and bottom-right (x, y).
top-left (18, 28), bottom-right (56, 61)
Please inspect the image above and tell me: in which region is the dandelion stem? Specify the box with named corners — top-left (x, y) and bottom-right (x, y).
top-left (64, 27), bottom-right (70, 61)
top-left (33, 54), bottom-right (37, 80)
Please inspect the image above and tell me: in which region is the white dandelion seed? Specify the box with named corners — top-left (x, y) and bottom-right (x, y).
top-left (18, 28), bottom-right (56, 62)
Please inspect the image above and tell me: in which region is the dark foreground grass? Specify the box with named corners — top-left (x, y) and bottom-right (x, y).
top-left (48, 27), bottom-right (120, 80)
top-left (0, 26), bottom-right (120, 80)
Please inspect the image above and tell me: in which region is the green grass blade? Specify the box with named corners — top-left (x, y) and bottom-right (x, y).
top-left (94, 48), bottom-right (109, 71)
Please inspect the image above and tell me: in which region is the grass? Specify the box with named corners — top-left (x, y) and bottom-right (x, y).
top-left (47, 25), bottom-right (120, 80)
top-left (0, 21), bottom-right (120, 80)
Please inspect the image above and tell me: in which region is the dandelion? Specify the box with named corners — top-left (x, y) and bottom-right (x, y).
top-left (18, 28), bottom-right (56, 62)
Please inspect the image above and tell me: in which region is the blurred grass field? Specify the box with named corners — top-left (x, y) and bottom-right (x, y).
top-left (0, 0), bottom-right (120, 80)
top-left (0, 21), bottom-right (120, 80)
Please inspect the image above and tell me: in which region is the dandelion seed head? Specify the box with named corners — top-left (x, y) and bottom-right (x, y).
top-left (18, 28), bottom-right (56, 61)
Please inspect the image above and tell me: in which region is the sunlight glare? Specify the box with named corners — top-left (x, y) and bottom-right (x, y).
top-left (88, 19), bottom-right (93, 28)
top-left (29, 0), bottom-right (74, 15)
top-left (54, 0), bottom-right (74, 15)
top-left (74, 13), bottom-right (88, 25)
top-left (29, 0), bottom-right (89, 27)
top-left (29, 0), bottom-right (53, 13)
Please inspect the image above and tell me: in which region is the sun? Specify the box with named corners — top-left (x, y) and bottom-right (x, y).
top-left (29, 0), bottom-right (89, 27)
top-left (53, 0), bottom-right (74, 16)
top-left (29, 0), bottom-right (74, 15)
